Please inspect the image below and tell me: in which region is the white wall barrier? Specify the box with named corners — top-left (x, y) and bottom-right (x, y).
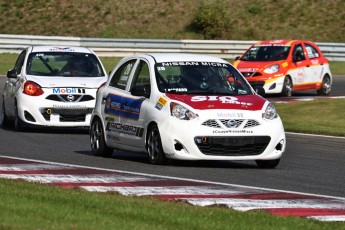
top-left (1, 34), bottom-right (344, 61)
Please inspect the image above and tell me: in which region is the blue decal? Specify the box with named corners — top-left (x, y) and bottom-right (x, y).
top-left (104, 94), bottom-right (144, 120)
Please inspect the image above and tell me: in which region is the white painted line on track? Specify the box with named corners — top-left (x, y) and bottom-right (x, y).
top-left (287, 132), bottom-right (345, 139)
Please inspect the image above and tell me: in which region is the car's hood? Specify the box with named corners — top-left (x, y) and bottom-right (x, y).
top-left (233, 60), bottom-right (284, 72)
top-left (25, 75), bottom-right (107, 88)
top-left (165, 94), bottom-right (266, 111)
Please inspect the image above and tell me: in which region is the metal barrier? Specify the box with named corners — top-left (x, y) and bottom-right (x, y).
top-left (1, 34), bottom-right (344, 61)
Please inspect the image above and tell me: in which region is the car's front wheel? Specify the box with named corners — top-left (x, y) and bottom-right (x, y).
top-left (0, 97), bottom-right (11, 128)
top-left (280, 76), bottom-right (292, 97)
top-left (14, 104), bottom-right (25, 131)
top-left (146, 124), bottom-right (167, 165)
top-left (90, 118), bottom-right (113, 157)
top-left (317, 75), bottom-right (331, 96)
top-left (255, 159), bottom-right (280, 169)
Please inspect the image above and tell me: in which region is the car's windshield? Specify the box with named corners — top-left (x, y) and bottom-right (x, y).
top-left (26, 52), bottom-right (105, 77)
top-left (155, 62), bottom-right (253, 96)
top-left (241, 45), bottom-right (291, 61)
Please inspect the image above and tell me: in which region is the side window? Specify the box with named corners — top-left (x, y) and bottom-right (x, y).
top-left (130, 60), bottom-right (151, 97)
top-left (292, 44), bottom-right (306, 62)
top-left (109, 59), bottom-right (136, 90)
top-left (305, 44), bottom-right (320, 59)
top-left (14, 50), bottom-right (26, 74)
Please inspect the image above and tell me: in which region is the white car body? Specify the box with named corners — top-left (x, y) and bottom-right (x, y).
top-left (1, 46), bottom-right (107, 130)
top-left (90, 53), bottom-right (286, 168)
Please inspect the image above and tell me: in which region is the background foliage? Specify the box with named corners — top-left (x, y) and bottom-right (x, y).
top-left (0, 0), bottom-right (344, 42)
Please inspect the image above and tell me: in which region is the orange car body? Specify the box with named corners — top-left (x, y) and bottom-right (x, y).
top-left (233, 40), bottom-right (332, 96)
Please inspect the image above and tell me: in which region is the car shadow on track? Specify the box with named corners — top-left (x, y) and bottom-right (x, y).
top-left (75, 149), bottom-right (258, 169)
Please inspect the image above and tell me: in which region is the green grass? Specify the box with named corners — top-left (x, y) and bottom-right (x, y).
top-left (0, 0), bottom-right (344, 42)
top-left (274, 99), bottom-right (345, 136)
top-left (0, 178), bottom-right (342, 230)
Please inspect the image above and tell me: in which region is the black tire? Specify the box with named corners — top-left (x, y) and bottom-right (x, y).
top-left (90, 118), bottom-right (113, 157)
top-left (0, 97), bottom-right (11, 128)
top-left (280, 76), bottom-right (292, 97)
top-left (317, 75), bottom-right (331, 96)
top-left (146, 124), bottom-right (167, 165)
top-left (255, 159), bottom-right (280, 169)
top-left (14, 104), bottom-right (25, 131)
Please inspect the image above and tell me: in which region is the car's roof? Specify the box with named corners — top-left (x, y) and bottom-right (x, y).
top-left (30, 46), bottom-right (93, 53)
top-left (141, 53), bottom-right (229, 63)
top-left (254, 40), bottom-right (313, 46)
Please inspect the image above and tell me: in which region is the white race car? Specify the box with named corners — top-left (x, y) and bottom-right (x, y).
top-left (1, 46), bottom-right (107, 130)
top-left (90, 53), bottom-right (286, 168)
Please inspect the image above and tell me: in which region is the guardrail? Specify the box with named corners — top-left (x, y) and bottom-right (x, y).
top-left (1, 34), bottom-right (344, 61)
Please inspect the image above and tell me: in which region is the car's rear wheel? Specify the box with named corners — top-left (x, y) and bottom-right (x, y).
top-left (0, 97), bottom-right (11, 128)
top-left (255, 159), bottom-right (280, 169)
top-left (90, 118), bottom-right (113, 157)
top-left (146, 124), bottom-right (167, 165)
top-left (280, 76), bottom-right (292, 97)
top-left (317, 75), bottom-right (331, 96)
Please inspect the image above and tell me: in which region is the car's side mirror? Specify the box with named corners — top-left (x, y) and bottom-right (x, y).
top-left (7, 69), bottom-right (17, 78)
top-left (235, 56), bottom-right (240, 61)
top-left (131, 85), bottom-right (150, 98)
top-left (254, 86), bottom-right (265, 97)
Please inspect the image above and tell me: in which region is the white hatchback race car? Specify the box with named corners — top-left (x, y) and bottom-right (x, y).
top-left (1, 46), bottom-right (107, 130)
top-left (90, 53), bottom-right (286, 168)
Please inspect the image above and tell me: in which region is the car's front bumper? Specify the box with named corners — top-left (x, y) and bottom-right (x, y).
top-left (17, 93), bottom-right (95, 127)
top-left (159, 112), bottom-right (286, 161)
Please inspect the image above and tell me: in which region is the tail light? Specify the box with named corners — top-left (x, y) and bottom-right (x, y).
top-left (23, 81), bottom-right (44, 96)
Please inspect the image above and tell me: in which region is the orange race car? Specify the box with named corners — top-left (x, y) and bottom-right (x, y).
top-left (233, 40), bottom-right (332, 97)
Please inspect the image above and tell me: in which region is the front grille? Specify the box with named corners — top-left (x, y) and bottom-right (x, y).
top-left (46, 94), bottom-right (94, 102)
top-left (241, 72), bottom-right (262, 77)
top-left (202, 119), bottom-right (260, 129)
top-left (202, 119), bottom-right (221, 128)
top-left (195, 136), bottom-right (271, 156)
top-left (41, 108), bottom-right (93, 122)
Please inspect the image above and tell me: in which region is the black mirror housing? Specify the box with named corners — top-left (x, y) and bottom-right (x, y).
top-left (7, 69), bottom-right (17, 78)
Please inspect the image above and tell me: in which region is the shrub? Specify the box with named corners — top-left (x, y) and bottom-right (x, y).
top-left (189, 0), bottom-right (232, 39)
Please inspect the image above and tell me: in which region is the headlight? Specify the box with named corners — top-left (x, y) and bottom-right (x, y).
top-left (262, 104), bottom-right (278, 120)
top-left (170, 102), bottom-right (198, 120)
top-left (263, 64), bottom-right (279, 74)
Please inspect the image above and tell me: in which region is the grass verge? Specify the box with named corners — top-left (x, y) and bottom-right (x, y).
top-left (274, 98), bottom-right (345, 137)
top-left (0, 178), bottom-right (342, 230)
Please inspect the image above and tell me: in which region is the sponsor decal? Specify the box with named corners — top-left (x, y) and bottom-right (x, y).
top-left (191, 96), bottom-right (253, 106)
top-left (161, 62), bottom-right (228, 67)
top-left (217, 112), bottom-right (244, 118)
top-left (105, 93), bottom-right (144, 120)
top-left (213, 130), bottom-right (253, 134)
top-left (49, 47), bottom-right (75, 52)
top-left (52, 104), bottom-right (87, 108)
top-left (106, 121), bottom-right (144, 137)
top-left (238, 68), bottom-right (258, 72)
top-left (52, 88), bottom-right (85, 94)
top-left (155, 96), bottom-right (168, 110)
top-left (282, 62), bottom-right (288, 68)
top-left (310, 59), bottom-right (319, 65)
